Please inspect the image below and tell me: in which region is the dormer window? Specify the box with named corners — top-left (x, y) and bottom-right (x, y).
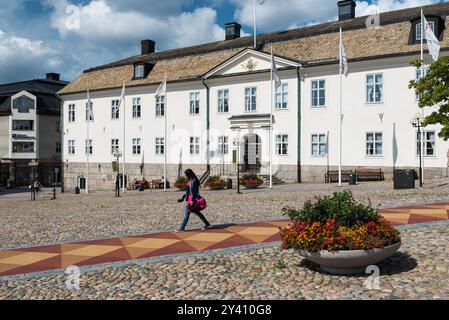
top-left (133, 62), bottom-right (153, 80)
top-left (416, 21), bottom-right (435, 41)
top-left (410, 15), bottom-right (444, 44)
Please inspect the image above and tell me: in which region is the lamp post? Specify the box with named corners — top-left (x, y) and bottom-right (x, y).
top-left (410, 113), bottom-right (424, 188)
top-left (233, 132), bottom-right (244, 194)
top-left (29, 159), bottom-right (39, 201)
top-left (113, 149), bottom-right (123, 197)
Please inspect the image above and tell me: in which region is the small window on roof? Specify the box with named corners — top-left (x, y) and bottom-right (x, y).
top-left (135, 65), bottom-right (145, 78)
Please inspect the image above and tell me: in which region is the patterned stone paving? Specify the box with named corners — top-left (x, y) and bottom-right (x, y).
top-left (1, 202), bottom-right (448, 278)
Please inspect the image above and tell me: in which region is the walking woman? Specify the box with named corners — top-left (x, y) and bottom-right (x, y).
top-left (176, 169), bottom-right (211, 232)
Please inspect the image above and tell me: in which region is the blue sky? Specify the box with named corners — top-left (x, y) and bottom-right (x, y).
top-left (0, 0), bottom-right (445, 83)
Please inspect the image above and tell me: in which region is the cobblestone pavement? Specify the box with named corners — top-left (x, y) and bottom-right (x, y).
top-left (0, 222), bottom-right (447, 300)
top-left (1, 179), bottom-right (449, 248)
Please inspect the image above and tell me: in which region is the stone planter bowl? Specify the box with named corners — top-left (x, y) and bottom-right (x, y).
top-left (174, 183), bottom-right (187, 191)
top-left (208, 182), bottom-right (226, 190)
top-left (296, 242), bottom-right (401, 275)
top-left (241, 180), bottom-right (263, 189)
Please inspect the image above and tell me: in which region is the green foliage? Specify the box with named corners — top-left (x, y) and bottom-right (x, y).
top-left (241, 174), bottom-right (262, 182)
top-left (409, 57), bottom-right (449, 140)
top-left (207, 175), bottom-right (222, 183)
top-left (176, 176), bottom-right (187, 184)
top-left (282, 191), bottom-right (381, 228)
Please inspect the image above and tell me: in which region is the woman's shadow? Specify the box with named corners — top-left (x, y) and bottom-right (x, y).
top-left (298, 251), bottom-right (418, 277)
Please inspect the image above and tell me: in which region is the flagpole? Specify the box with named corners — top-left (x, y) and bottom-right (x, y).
top-left (338, 28), bottom-right (343, 187)
top-left (269, 45), bottom-right (273, 189)
top-left (420, 9), bottom-right (425, 186)
top-left (86, 90), bottom-right (90, 195)
top-left (253, 0), bottom-right (257, 49)
top-left (122, 83), bottom-right (126, 193)
top-left (162, 71), bottom-right (167, 192)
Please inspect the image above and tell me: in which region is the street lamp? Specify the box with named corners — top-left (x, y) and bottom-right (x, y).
top-left (28, 159), bottom-right (39, 201)
top-left (233, 131), bottom-right (244, 194)
top-left (113, 149), bottom-right (123, 197)
top-left (410, 113), bottom-right (424, 188)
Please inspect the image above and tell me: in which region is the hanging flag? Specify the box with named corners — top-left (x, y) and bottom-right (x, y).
top-left (117, 83), bottom-right (126, 111)
top-left (271, 50), bottom-right (282, 87)
top-left (423, 14), bottom-right (440, 61)
top-left (339, 29), bottom-right (348, 76)
top-left (155, 74), bottom-right (167, 97)
top-left (86, 90), bottom-right (93, 121)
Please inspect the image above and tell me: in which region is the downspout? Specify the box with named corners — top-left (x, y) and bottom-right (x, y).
top-left (296, 66), bottom-right (302, 183)
top-left (59, 96), bottom-right (65, 193)
top-left (200, 78), bottom-right (211, 184)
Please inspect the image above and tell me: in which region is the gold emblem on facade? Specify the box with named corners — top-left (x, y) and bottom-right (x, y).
top-left (241, 58), bottom-right (257, 71)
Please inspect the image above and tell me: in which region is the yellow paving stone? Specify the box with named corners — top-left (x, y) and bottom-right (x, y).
top-left (64, 245), bottom-right (122, 257)
top-left (127, 238), bottom-right (180, 249)
top-left (124, 247), bottom-right (157, 259)
top-left (409, 209), bottom-right (448, 216)
top-left (0, 264), bottom-right (20, 274)
top-left (238, 234), bottom-right (273, 244)
top-left (185, 240), bottom-right (215, 251)
top-left (0, 252), bottom-right (58, 266)
top-left (381, 213), bottom-right (410, 224)
top-left (0, 250), bottom-right (24, 260)
top-left (61, 255), bottom-right (92, 268)
top-left (185, 232), bottom-right (233, 243)
top-left (238, 227), bottom-right (279, 236)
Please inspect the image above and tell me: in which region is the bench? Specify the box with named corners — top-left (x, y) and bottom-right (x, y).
top-left (325, 170), bottom-right (353, 183)
top-left (355, 168), bottom-right (384, 181)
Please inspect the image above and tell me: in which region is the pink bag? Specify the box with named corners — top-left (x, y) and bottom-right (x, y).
top-left (187, 195), bottom-right (207, 211)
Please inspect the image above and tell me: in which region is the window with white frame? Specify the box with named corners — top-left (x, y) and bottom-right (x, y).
top-left (132, 97), bottom-right (141, 118)
top-left (218, 136), bottom-right (229, 155)
top-left (132, 138), bottom-right (141, 155)
top-left (275, 134), bottom-right (288, 155)
top-left (311, 80), bottom-right (326, 107)
top-left (111, 99), bottom-right (120, 119)
top-left (85, 101), bottom-right (93, 121)
top-left (68, 104), bottom-right (75, 122)
top-left (276, 83), bottom-right (288, 109)
top-left (135, 65), bottom-right (144, 78)
top-left (155, 137), bottom-right (164, 155)
top-left (189, 92), bottom-right (200, 115)
top-left (311, 134), bottom-right (327, 156)
top-left (190, 137), bottom-right (200, 155)
top-left (366, 73), bottom-right (383, 103)
top-left (68, 140), bottom-right (75, 154)
top-left (218, 89), bottom-right (229, 113)
top-left (111, 139), bottom-right (119, 154)
top-left (417, 131), bottom-right (436, 156)
top-left (416, 21), bottom-right (435, 41)
top-left (244, 87), bottom-right (257, 111)
top-left (415, 68), bottom-right (429, 100)
top-left (366, 132), bottom-right (383, 156)
top-left (85, 139), bottom-right (92, 155)
top-left (156, 95), bottom-right (165, 117)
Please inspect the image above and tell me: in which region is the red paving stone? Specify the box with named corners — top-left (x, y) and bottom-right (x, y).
top-left (0, 203), bottom-right (448, 277)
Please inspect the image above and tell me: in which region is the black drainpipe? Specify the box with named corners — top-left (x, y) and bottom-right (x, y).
top-left (201, 78), bottom-right (211, 183)
top-left (296, 67), bottom-right (302, 183)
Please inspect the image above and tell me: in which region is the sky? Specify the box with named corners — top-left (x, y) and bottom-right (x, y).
top-left (0, 0), bottom-right (446, 84)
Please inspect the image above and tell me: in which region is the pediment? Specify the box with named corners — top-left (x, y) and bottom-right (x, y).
top-left (204, 49), bottom-right (301, 79)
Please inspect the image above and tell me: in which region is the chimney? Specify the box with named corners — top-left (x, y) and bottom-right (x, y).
top-left (46, 73), bottom-right (60, 81)
top-left (338, 0), bottom-right (356, 21)
top-left (225, 22), bottom-right (241, 41)
top-left (141, 39), bottom-right (156, 55)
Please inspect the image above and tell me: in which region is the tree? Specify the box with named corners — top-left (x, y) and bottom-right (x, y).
top-left (409, 56), bottom-right (449, 140)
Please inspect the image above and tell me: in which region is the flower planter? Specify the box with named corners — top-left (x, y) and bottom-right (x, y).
top-left (208, 182), bottom-right (226, 190)
top-left (296, 242), bottom-right (401, 275)
top-left (241, 180), bottom-right (263, 189)
top-left (174, 182), bottom-right (188, 191)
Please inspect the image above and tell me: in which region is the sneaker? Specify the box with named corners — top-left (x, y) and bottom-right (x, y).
top-left (202, 225), bottom-right (212, 231)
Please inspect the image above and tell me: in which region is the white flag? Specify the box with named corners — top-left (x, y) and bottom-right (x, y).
top-left (155, 74), bottom-right (167, 97)
top-left (339, 29), bottom-right (348, 76)
top-left (86, 90), bottom-right (93, 121)
top-left (271, 50), bottom-right (282, 87)
top-left (117, 83), bottom-right (125, 111)
top-left (423, 15), bottom-right (440, 61)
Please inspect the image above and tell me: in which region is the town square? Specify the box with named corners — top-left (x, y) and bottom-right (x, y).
top-left (0, 0), bottom-right (448, 307)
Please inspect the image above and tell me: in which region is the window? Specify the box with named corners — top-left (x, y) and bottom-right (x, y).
top-left (12, 120), bottom-right (33, 131)
top-left (218, 136), bottom-right (229, 155)
top-left (276, 134), bottom-right (288, 155)
top-left (366, 132), bottom-right (383, 156)
top-left (276, 83), bottom-right (288, 109)
top-left (135, 65), bottom-right (144, 78)
top-left (13, 96), bottom-right (34, 113)
top-left (155, 137), bottom-right (165, 155)
top-left (68, 140), bottom-right (75, 155)
top-left (12, 142), bottom-right (34, 153)
top-left (112, 99), bottom-right (120, 119)
top-left (416, 21), bottom-right (435, 41)
top-left (56, 120), bottom-right (61, 132)
top-left (415, 68), bottom-right (429, 100)
top-left (190, 137), bottom-right (200, 155)
top-left (156, 95), bottom-right (165, 117)
top-left (132, 98), bottom-right (141, 118)
top-left (56, 142), bottom-right (61, 154)
top-left (245, 87), bottom-right (257, 111)
top-left (132, 138), bottom-right (141, 155)
top-left (85, 101), bottom-right (93, 121)
top-left (218, 89), bottom-right (229, 113)
top-left (111, 139), bottom-right (119, 154)
top-left (311, 134), bottom-right (327, 156)
top-left (85, 139), bottom-right (92, 155)
top-left (68, 104), bottom-right (76, 122)
top-left (417, 131), bottom-right (436, 157)
top-left (189, 92), bottom-right (200, 115)
top-left (366, 74), bottom-right (383, 103)
top-left (311, 80), bottom-right (326, 107)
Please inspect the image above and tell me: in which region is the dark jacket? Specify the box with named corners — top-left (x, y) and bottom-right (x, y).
top-left (184, 178), bottom-right (200, 202)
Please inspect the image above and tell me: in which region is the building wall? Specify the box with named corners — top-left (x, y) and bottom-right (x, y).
top-left (0, 116), bottom-right (9, 159)
top-left (37, 114), bottom-right (61, 160)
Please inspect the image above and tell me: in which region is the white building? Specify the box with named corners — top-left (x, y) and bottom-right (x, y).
top-left (59, 1), bottom-right (449, 192)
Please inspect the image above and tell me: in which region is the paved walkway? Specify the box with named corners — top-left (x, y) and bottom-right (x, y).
top-left (1, 202), bottom-right (449, 278)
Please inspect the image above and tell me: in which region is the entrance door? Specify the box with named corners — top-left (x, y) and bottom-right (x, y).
top-left (244, 134), bottom-right (262, 172)
top-left (78, 176), bottom-right (86, 190)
